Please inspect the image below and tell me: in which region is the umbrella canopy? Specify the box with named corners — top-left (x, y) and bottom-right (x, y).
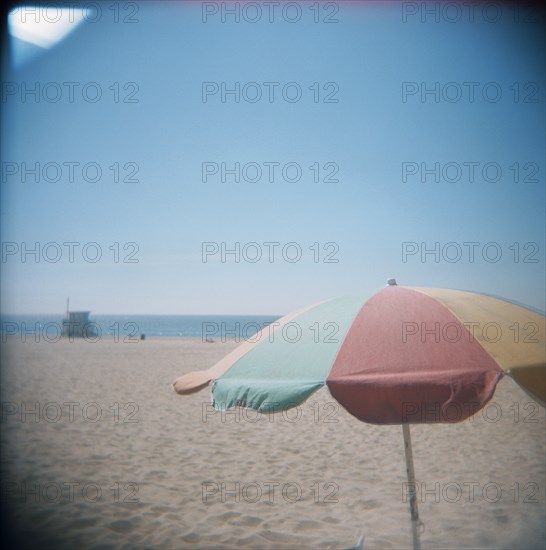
top-left (173, 282), bottom-right (545, 549)
top-left (173, 284), bottom-right (546, 421)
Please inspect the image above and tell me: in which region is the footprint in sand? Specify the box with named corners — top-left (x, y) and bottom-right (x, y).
top-left (69, 516), bottom-right (100, 529)
top-left (351, 498), bottom-right (380, 510)
top-left (106, 519), bottom-right (138, 533)
top-left (148, 470), bottom-right (168, 477)
top-left (322, 515), bottom-right (341, 524)
top-left (151, 505), bottom-right (177, 514)
top-left (218, 511), bottom-right (240, 522)
top-left (294, 519), bottom-right (322, 531)
top-left (259, 529), bottom-right (304, 544)
top-left (181, 532), bottom-right (200, 543)
top-left (228, 515), bottom-right (263, 527)
top-left (493, 511), bottom-right (510, 525)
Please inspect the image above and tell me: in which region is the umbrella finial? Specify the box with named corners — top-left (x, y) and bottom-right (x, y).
top-left (386, 278), bottom-right (397, 286)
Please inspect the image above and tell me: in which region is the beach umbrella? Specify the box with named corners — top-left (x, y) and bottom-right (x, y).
top-left (173, 280), bottom-right (545, 549)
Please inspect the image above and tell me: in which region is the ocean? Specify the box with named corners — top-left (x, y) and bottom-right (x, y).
top-left (0, 314), bottom-right (282, 340)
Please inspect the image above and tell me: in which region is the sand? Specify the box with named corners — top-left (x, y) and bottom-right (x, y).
top-left (1, 336), bottom-right (544, 549)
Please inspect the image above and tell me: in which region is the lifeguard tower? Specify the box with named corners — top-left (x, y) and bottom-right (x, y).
top-left (62, 298), bottom-right (97, 338)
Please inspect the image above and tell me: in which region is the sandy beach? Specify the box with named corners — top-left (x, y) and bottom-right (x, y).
top-left (1, 335), bottom-right (545, 549)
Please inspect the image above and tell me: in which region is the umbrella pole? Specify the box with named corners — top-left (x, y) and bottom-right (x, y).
top-left (402, 424), bottom-right (421, 550)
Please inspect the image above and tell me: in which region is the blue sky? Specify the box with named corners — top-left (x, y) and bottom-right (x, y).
top-left (1, 1), bottom-right (544, 314)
